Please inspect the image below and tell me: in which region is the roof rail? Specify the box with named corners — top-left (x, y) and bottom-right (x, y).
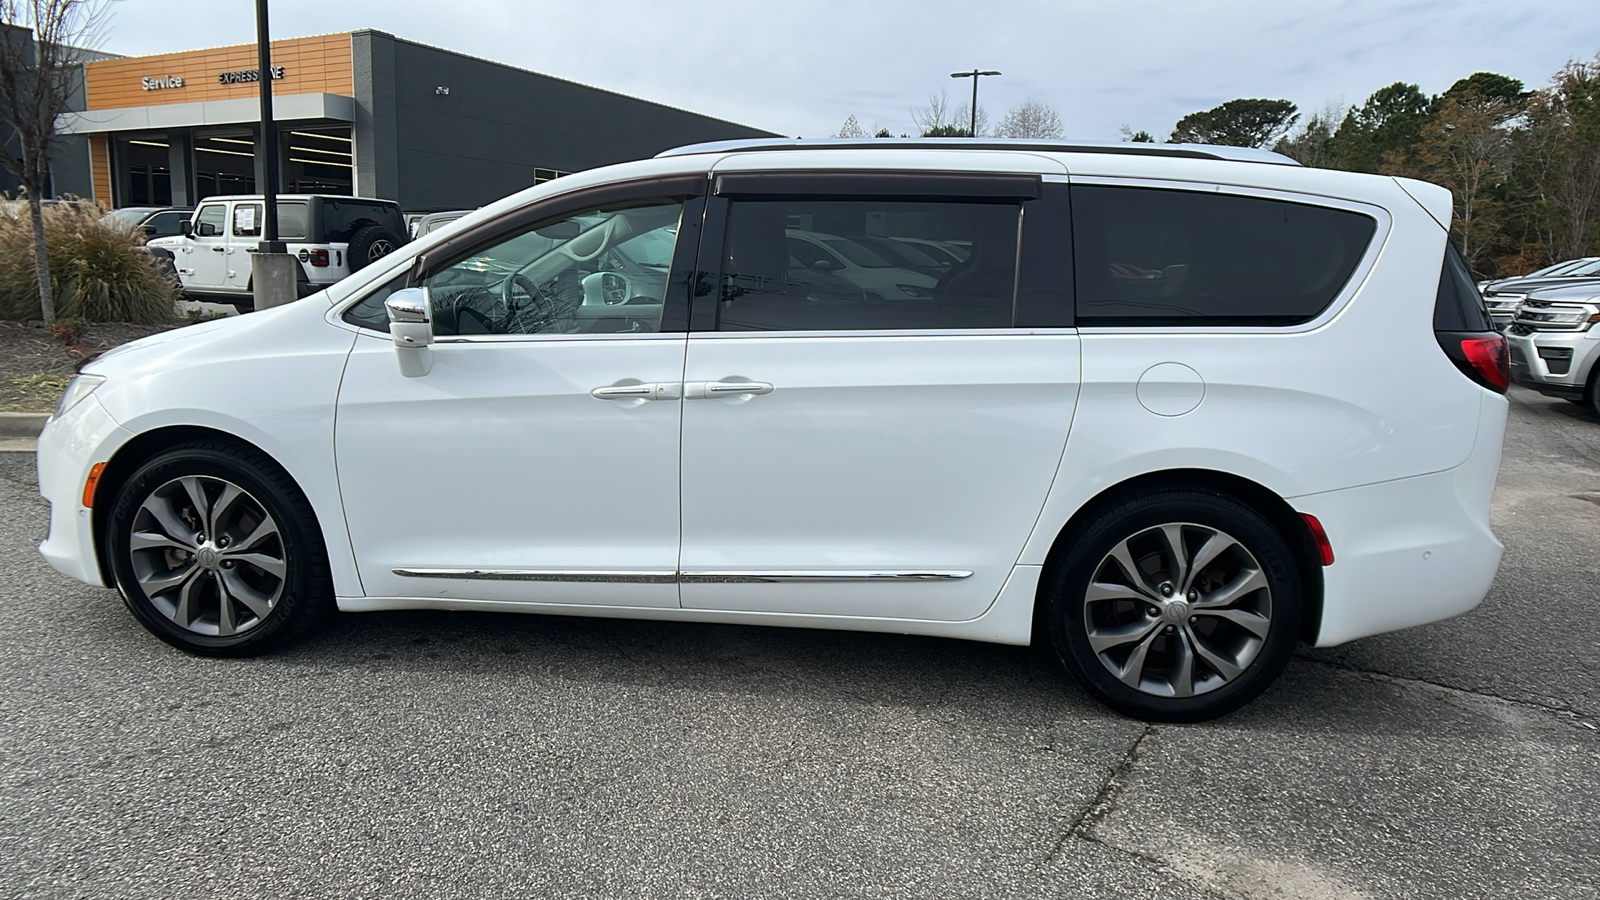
top-left (656, 137), bottom-right (1301, 166)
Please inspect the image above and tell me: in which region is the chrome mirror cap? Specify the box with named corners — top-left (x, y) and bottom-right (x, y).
top-left (384, 286), bottom-right (434, 377)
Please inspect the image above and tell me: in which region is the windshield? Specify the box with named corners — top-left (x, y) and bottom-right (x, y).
top-left (100, 208), bottom-right (158, 230)
top-left (1562, 259), bottom-right (1600, 277)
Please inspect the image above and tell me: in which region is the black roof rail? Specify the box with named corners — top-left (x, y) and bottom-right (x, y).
top-left (656, 137), bottom-right (1301, 166)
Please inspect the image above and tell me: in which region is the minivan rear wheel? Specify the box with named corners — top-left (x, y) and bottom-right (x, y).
top-left (107, 442), bottom-right (332, 656)
top-left (1045, 488), bottom-right (1302, 722)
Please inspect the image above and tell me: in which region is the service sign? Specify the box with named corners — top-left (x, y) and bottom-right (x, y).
top-left (218, 66), bottom-right (286, 85)
top-left (141, 75), bottom-right (184, 91)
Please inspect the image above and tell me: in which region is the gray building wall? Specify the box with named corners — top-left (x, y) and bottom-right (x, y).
top-left (351, 30), bottom-right (775, 210)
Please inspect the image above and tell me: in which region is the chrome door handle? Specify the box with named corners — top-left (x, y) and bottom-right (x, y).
top-left (591, 382), bottom-right (682, 401)
top-left (685, 380), bottom-right (774, 399)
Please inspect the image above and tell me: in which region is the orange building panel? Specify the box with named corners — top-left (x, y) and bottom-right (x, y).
top-left (88, 135), bottom-right (112, 208)
top-left (84, 33), bottom-right (353, 110)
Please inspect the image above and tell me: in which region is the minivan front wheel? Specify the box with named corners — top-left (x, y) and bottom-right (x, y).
top-left (107, 442), bottom-right (331, 656)
top-left (1046, 489), bottom-right (1302, 722)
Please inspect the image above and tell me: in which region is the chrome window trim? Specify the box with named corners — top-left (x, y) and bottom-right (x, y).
top-left (1062, 175), bottom-right (1394, 337)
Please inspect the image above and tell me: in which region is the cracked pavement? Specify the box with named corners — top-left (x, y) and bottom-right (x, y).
top-left (1, 385), bottom-right (1596, 899)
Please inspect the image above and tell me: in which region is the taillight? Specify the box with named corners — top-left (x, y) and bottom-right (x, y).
top-left (1460, 335), bottom-right (1509, 392)
top-left (308, 249), bottom-right (330, 267)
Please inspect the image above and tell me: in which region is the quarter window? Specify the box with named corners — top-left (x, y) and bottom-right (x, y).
top-left (422, 199), bottom-right (684, 336)
top-left (1071, 186), bottom-right (1377, 326)
top-left (718, 199), bottom-right (1019, 331)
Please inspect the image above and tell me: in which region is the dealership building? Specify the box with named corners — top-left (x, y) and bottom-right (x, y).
top-left (49, 30), bottom-right (774, 211)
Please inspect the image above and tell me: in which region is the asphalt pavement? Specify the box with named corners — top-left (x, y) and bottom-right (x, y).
top-left (0, 386), bottom-right (1594, 899)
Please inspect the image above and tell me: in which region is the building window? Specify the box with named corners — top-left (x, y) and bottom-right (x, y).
top-left (118, 137), bottom-right (172, 206)
top-left (286, 128), bottom-right (353, 195)
top-left (534, 167), bottom-right (569, 185)
top-left (194, 131), bottom-right (257, 199)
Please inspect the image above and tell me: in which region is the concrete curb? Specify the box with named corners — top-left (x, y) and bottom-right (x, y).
top-left (0, 412), bottom-right (49, 439)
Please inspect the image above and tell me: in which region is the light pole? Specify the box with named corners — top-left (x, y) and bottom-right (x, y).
top-left (950, 69), bottom-right (1000, 137)
top-left (250, 0), bottom-right (298, 310)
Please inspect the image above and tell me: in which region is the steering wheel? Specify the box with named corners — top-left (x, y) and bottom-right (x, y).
top-left (501, 273), bottom-right (561, 332)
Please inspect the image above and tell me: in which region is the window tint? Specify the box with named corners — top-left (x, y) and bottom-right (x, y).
top-left (232, 203), bottom-right (263, 237)
top-left (422, 199), bottom-right (683, 336)
top-left (148, 212), bottom-right (187, 235)
top-left (193, 205), bottom-right (226, 238)
top-left (718, 199), bottom-right (1019, 331)
top-left (342, 272), bottom-right (411, 332)
top-left (1434, 242), bottom-right (1493, 332)
top-left (278, 201), bottom-right (309, 240)
top-left (318, 200), bottom-right (404, 243)
top-left (1072, 186), bottom-right (1377, 326)
top-left (1015, 184), bottom-right (1074, 327)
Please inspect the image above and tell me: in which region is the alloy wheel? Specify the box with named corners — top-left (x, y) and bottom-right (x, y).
top-left (1082, 522), bottom-right (1272, 698)
top-left (127, 475), bottom-right (287, 637)
top-left (367, 239), bottom-right (394, 262)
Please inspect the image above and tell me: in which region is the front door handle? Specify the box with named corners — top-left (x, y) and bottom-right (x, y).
top-left (591, 382), bottom-right (682, 401)
top-left (684, 380), bottom-right (774, 399)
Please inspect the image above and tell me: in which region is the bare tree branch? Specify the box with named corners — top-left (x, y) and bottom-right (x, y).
top-left (0, 0), bottom-right (108, 323)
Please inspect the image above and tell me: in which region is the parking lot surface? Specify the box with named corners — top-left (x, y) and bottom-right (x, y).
top-left (0, 386), bottom-right (1595, 899)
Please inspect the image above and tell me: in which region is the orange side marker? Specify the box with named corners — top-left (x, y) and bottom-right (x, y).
top-left (82, 462), bottom-right (106, 508)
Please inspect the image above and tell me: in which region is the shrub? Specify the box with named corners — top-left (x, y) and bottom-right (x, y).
top-left (0, 199), bottom-right (177, 323)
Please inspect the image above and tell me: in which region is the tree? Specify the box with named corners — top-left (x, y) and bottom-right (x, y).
top-left (1119, 125), bottom-right (1154, 143)
top-left (1521, 55), bottom-right (1600, 261)
top-left (1412, 94), bottom-right (1517, 273)
top-left (911, 89), bottom-right (953, 135)
top-left (0, 1), bottom-right (105, 325)
top-left (836, 114), bottom-right (866, 138)
top-left (1169, 98), bottom-right (1299, 148)
top-left (912, 89), bottom-right (987, 137)
top-left (993, 100), bottom-right (1063, 139)
top-left (873, 127), bottom-right (893, 138)
top-left (1274, 103), bottom-right (1344, 167)
top-left (1438, 72), bottom-right (1528, 111)
top-left (1330, 82), bottom-right (1431, 173)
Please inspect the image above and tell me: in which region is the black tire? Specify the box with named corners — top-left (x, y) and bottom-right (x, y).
top-left (1588, 365), bottom-right (1600, 418)
top-left (1044, 487), bottom-right (1302, 723)
top-left (347, 225), bottom-right (403, 272)
top-left (107, 441), bottom-right (332, 657)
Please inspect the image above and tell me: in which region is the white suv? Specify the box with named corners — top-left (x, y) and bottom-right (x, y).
top-left (147, 194), bottom-right (407, 311)
top-left (37, 139), bottom-right (1509, 721)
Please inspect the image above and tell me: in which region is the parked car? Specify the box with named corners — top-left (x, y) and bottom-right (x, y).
top-left (784, 228), bottom-right (939, 300)
top-left (37, 138), bottom-right (1508, 723)
top-left (413, 209), bottom-right (473, 237)
top-left (1481, 258), bottom-right (1600, 329)
top-left (1505, 281), bottom-right (1600, 414)
top-left (146, 195), bottom-right (407, 312)
top-left (1481, 257), bottom-right (1598, 289)
top-left (99, 206), bottom-right (195, 239)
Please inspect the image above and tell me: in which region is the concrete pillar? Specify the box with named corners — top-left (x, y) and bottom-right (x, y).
top-left (167, 132), bottom-right (193, 206)
top-left (251, 253), bottom-right (300, 310)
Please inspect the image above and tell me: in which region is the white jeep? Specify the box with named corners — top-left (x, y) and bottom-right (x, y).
top-left (147, 195), bottom-right (407, 311)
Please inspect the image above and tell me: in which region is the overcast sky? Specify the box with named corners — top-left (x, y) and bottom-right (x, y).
top-left (100, 0), bottom-right (1600, 141)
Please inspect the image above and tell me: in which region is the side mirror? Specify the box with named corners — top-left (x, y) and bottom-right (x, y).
top-left (141, 224), bottom-right (157, 236)
top-left (179, 219), bottom-right (193, 237)
top-left (385, 287), bottom-right (434, 377)
top-left (810, 257), bottom-right (840, 272)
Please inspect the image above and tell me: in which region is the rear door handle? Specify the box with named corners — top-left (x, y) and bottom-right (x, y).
top-left (684, 380), bottom-right (774, 399)
top-left (591, 382), bottom-right (682, 401)
top-left (211, 246), bottom-right (226, 253)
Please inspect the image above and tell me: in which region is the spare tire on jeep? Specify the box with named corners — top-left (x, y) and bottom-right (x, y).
top-left (348, 225), bottom-right (403, 272)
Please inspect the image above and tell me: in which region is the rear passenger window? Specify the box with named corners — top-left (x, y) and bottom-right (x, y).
top-left (1072, 186), bottom-right (1376, 326)
top-left (718, 199), bottom-right (1019, 331)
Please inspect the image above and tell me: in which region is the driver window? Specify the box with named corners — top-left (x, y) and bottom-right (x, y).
top-left (193, 205), bottom-right (226, 238)
top-left (422, 198), bottom-right (683, 337)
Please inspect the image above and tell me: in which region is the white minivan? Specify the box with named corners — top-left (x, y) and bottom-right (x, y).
top-left (38, 139), bottom-right (1509, 721)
